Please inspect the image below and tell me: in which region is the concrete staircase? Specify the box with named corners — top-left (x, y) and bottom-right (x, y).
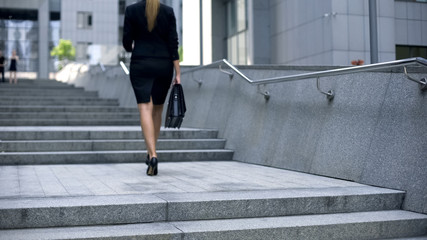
top-left (0, 79), bottom-right (139, 126)
top-left (0, 127), bottom-right (233, 165)
top-left (1, 185), bottom-right (426, 239)
top-left (0, 80), bottom-right (426, 239)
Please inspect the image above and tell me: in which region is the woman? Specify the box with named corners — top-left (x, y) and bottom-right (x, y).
top-left (9, 50), bottom-right (19, 84)
top-left (123, 0), bottom-right (180, 176)
top-left (0, 50), bottom-right (5, 83)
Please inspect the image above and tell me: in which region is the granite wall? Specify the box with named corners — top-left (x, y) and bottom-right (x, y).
top-left (57, 63), bottom-right (427, 214)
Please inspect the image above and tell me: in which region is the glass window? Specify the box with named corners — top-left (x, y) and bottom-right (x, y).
top-left (119, 0), bottom-right (126, 15)
top-left (77, 12), bottom-right (92, 29)
top-left (0, 18), bottom-right (38, 72)
top-left (396, 45), bottom-right (427, 59)
top-left (237, 0), bottom-right (246, 32)
top-left (238, 32), bottom-right (246, 64)
top-left (76, 42), bottom-right (92, 60)
top-left (226, 0), bottom-right (247, 65)
top-left (395, 0), bottom-right (427, 2)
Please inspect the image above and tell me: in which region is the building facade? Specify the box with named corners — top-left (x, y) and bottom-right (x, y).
top-left (197, 0), bottom-right (427, 65)
top-left (1, 0), bottom-right (426, 77)
top-left (0, 0), bottom-right (182, 77)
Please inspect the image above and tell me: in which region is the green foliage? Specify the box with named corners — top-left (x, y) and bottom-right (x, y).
top-left (50, 39), bottom-right (76, 61)
top-left (178, 45), bottom-right (183, 62)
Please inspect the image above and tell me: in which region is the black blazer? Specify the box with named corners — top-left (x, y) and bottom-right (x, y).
top-left (123, 0), bottom-right (179, 61)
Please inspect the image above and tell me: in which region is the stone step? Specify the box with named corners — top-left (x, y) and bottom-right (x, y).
top-left (379, 237), bottom-right (427, 240)
top-left (0, 106), bottom-right (136, 113)
top-left (0, 119), bottom-right (140, 126)
top-left (1, 210), bottom-right (426, 239)
top-left (0, 139), bottom-right (226, 152)
top-left (1, 79), bottom-right (72, 84)
top-left (0, 81), bottom-right (73, 87)
top-left (0, 97), bottom-right (117, 104)
top-left (0, 149), bottom-right (234, 165)
top-left (0, 112), bottom-right (140, 119)
top-left (0, 127), bottom-right (218, 140)
top-left (0, 187), bottom-right (404, 229)
top-left (0, 85), bottom-right (87, 90)
top-left (0, 90), bottom-right (97, 97)
top-left (1, 79), bottom-right (68, 84)
top-left (0, 95), bottom-right (102, 101)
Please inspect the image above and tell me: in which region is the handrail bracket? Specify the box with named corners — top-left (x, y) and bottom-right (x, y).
top-left (257, 85), bottom-right (270, 101)
top-left (219, 64), bottom-right (234, 81)
top-left (190, 72), bottom-right (203, 87)
top-left (316, 77), bottom-right (335, 101)
top-left (403, 67), bottom-right (427, 90)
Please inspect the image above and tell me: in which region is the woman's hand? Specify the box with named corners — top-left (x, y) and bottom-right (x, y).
top-left (173, 75), bottom-right (181, 85)
top-left (173, 60), bottom-right (181, 85)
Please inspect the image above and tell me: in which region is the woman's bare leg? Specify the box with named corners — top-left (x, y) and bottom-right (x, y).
top-left (137, 98), bottom-right (157, 158)
top-left (13, 72), bottom-right (17, 84)
top-left (152, 104), bottom-right (164, 142)
top-left (9, 72), bottom-right (12, 84)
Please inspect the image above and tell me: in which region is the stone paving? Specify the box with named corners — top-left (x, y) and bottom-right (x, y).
top-left (0, 161), bottom-right (364, 199)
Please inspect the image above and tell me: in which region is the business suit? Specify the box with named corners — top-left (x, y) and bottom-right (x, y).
top-left (123, 0), bottom-right (180, 176)
top-left (123, 0), bottom-right (179, 104)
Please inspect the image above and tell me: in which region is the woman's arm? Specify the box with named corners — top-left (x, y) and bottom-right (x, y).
top-left (167, 9), bottom-right (179, 62)
top-left (122, 7), bottom-right (134, 52)
top-left (173, 59), bottom-right (180, 84)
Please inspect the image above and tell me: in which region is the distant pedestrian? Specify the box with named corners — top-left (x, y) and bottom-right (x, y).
top-left (9, 50), bottom-right (19, 84)
top-left (123, 0), bottom-right (180, 176)
top-left (0, 51), bottom-right (5, 83)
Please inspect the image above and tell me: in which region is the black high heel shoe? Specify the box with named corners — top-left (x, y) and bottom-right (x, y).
top-left (145, 154), bottom-right (149, 165)
top-left (146, 157), bottom-right (158, 176)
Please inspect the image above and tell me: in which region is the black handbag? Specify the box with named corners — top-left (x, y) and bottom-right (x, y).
top-left (165, 84), bottom-right (186, 129)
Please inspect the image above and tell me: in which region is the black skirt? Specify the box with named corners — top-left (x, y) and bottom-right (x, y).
top-left (9, 59), bottom-right (17, 71)
top-left (129, 58), bottom-right (173, 105)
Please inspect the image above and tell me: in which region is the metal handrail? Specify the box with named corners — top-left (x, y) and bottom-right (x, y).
top-left (182, 57), bottom-right (427, 100)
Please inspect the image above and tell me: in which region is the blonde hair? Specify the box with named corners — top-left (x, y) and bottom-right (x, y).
top-left (146, 0), bottom-right (160, 32)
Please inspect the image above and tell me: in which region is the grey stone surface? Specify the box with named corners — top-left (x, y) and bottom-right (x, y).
top-left (359, 73), bottom-right (427, 214)
top-left (51, 64), bottom-right (427, 214)
top-left (0, 99), bottom-right (118, 106)
top-left (177, 67), bottom-right (427, 214)
top-left (0, 186), bottom-right (404, 229)
top-left (0, 127), bottom-right (218, 140)
top-left (0, 95), bottom-right (100, 101)
top-left (0, 119), bottom-right (140, 126)
top-left (0, 194), bottom-right (166, 229)
top-left (0, 111), bottom-right (139, 118)
top-left (159, 186), bottom-right (403, 221)
top-left (174, 210), bottom-right (427, 240)
top-left (0, 162), bottom-right (364, 199)
top-left (0, 150), bottom-right (234, 165)
top-left (0, 161), bottom-right (425, 238)
top-left (1, 139), bottom-right (226, 152)
top-left (0, 222), bottom-right (182, 240)
top-left (382, 237), bottom-right (427, 240)
top-left (0, 106), bottom-right (135, 113)
top-left (1, 211), bottom-right (426, 240)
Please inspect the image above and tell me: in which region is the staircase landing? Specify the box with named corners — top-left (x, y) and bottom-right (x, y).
top-left (0, 161), bottom-right (365, 199)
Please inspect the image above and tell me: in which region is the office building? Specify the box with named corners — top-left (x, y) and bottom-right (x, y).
top-left (189, 0), bottom-right (427, 65)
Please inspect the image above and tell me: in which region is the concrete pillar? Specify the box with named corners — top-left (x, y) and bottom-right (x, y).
top-left (38, 0), bottom-right (49, 79)
top-left (211, 0), bottom-right (226, 61)
top-left (369, 0), bottom-right (379, 64)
